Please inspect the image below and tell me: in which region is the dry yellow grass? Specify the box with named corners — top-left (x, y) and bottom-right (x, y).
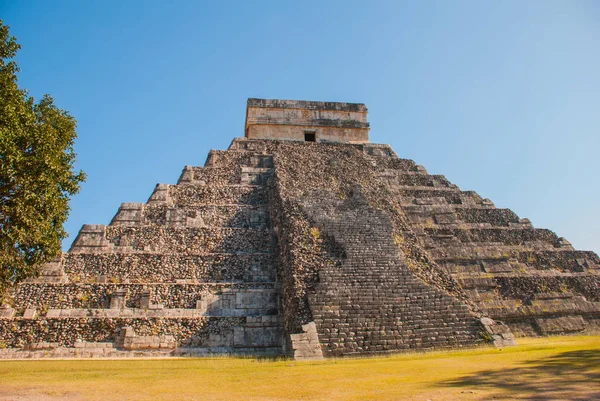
top-left (1, 336), bottom-right (599, 401)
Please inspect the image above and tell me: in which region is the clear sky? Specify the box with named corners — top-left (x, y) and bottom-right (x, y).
top-left (2, 1), bottom-right (599, 254)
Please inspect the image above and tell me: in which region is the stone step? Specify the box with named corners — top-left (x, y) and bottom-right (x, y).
top-left (112, 204), bottom-right (270, 229)
top-left (428, 244), bottom-right (571, 260)
top-left (171, 184), bottom-right (268, 206)
top-left (147, 184), bottom-right (268, 207)
top-left (377, 171), bottom-right (454, 188)
top-left (202, 149), bottom-right (273, 170)
top-left (227, 138), bottom-right (273, 153)
top-left (437, 250), bottom-right (600, 274)
top-left (481, 301), bottom-right (600, 319)
top-left (13, 307), bottom-right (281, 319)
top-left (403, 206), bottom-right (524, 228)
top-left (0, 316), bottom-right (283, 350)
top-left (360, 144), bottom-right (398, 158)
top-left (180, 166), bottom-right (244, 185)
top-left (178, 164), bottom-right (272, 186)
top-left (456, 274), bottom-right (600, 318)
top-left (396, 188), bottom-right (491, 207)
top-left (371, 157), bottom-right (420, 172)
top-left (514, 250), bottom-right (600, 273)
top-left (57, 252), bottom-right (276, 283)
top-left (415, 227), bottom-right (561, 249)
top-left (148, 205), bottom-right (268, 229)
top-left (13, 283), bottom-right (280, 310)
top-left (71, 226), bottom-right (274, 254)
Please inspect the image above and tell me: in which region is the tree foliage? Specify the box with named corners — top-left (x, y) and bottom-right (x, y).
top-left (0, 20), bottom-right (85, 294)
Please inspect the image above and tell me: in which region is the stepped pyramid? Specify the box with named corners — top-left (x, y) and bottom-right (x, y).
top-left (1, 98), bottom-right (599, 359)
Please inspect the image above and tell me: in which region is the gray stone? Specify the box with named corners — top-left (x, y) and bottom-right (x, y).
top-left (1, 98), bottom-right (598, 361)
top-left (23, 308), bottom-right (37, 319)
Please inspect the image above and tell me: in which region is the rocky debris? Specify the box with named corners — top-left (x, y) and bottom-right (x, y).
top-left (480, 317), bottom-right (517, 347)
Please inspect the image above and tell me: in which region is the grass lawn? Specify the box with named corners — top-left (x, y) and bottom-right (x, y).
top-left (1, 336), bottom-right (599, 401)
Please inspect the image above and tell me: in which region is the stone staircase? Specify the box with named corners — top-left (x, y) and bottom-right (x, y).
top-left (304, 194), bottom-right (481, 357)
top-left (1, 137), bottom-right (597, 359)
top-left (367, 148), bottom-right (600, 337)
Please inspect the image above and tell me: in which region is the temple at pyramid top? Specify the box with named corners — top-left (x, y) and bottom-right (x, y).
top-left (244, 98), bottom-right (370, 143)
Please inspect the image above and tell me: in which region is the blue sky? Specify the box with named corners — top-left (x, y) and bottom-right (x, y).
top-left (2, 1), bottom-right (599, 254)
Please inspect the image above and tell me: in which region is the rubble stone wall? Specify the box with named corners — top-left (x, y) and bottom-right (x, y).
top-left (0, 138), bottom-right (284, 357)
top-left (13, 283), bottom-right (278, 310)
top-left (61, 253), bottom-right (275, 282)
top-left (0, 317), bottom-right (246, 348)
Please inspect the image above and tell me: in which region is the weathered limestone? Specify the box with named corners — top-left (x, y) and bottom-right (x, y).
top-left (1, 98), bottom-right (598, 360)
top-left (372, 144), bottom-right (600, 337)
top-left (114, 327), bottom-right (176, 350)
top-left (290, 322), bottom-right (324, 360)
top-left (480, 317), bottom-right (517, 347)
top-left (268, 142), bottom-right (485, 356)
top-left (70, 224), bottom-right (111, 254)
top-left (110, 289), bottom-right (127, 309)
top-left (0, 306), bottom-right (14, 319)
top-left (0, 134), bottom-right (284, 358)
top-left (245, 98), bottom-right (370, 143)
top-left (22, 308), bottom-right (37, 319)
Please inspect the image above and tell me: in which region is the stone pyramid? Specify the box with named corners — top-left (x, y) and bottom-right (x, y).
top-left (1, 98), bottom-right (598, 359)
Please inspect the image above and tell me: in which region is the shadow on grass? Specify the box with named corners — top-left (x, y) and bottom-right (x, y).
top-left (440, 349), bottom-right (600, 400)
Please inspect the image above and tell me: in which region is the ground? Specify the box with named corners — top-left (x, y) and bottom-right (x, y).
top-left (1, 336), bottom-right (599, 401)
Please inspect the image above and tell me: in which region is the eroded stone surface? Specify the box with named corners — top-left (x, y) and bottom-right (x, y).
top-left (2, 99), bottom-right (598, 359)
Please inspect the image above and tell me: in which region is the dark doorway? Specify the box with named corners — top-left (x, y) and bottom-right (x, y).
top-left (304, 132), bottom-right (316, 142)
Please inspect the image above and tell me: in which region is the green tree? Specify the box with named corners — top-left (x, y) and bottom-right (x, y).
top-left (0, 20), bottom-right (85, 294)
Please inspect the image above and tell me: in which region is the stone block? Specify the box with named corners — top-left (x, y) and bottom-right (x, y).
top-left (233, 327), bottom-right (245, 347)
top-left (23, 308), bottom-right (37, 319)
top-left (139, 289), bottom-right (151, 309)
top-left (70, 224), bottom-right (110, 253)
top-left (110, 289), bottom-right (127, 309)
top-left (186, 214), bottom-right (206, 228)
top-left (291, 321), bottom-right (324, 360)
top-left (434, 213), bottom-right (457, 225)
top-left (147, 184), bottom-right (171, 205)
top-left (536, 316), bottom-right (586, 335)
top-left (46, 309), bottom-right (61, 318)
top-left (480, 318), bottom-right (517, 347)
top-left (178, 165), bottom-right (194, 183)
top-left (37, 256), bottom-right (66, 283)
top-left (165, 208), bottom-right (187, 227)
top-left (110, 203), bottom-right (144, 226)
top-left (235, 290), bottom-right (277, 310)
top-left (0, 306), bottom-right (15, 319)
top-left (558, 237), bottom-right (574, 249)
